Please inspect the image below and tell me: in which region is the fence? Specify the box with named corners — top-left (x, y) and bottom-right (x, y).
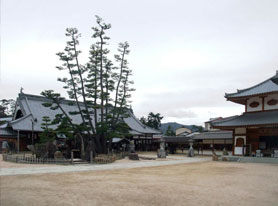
top-left (2, 151), bottom-right (129, 165)
top-left (2, 153), bottom-right (72, 165)
top-left (93, 152), bottom-right (129, 164)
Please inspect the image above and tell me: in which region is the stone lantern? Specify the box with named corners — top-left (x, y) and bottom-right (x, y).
top-left (188, 139), bottom-right (195, 157)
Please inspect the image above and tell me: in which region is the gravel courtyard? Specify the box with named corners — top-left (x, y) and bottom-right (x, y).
top-left (1, 159), bottom-right (278, 206)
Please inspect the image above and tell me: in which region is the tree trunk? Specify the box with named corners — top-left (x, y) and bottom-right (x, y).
top-left (77, 134), bottom-right (85, 159)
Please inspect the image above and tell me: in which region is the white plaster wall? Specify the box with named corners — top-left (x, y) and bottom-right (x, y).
top-left (246, 96), bottom-right (262, 112)
top-left (264, 93), bottom-right (278, 111)
top-left (205, 122), bottom-right (210, 131)
top-left (234, 147), bottom-right (245, 155)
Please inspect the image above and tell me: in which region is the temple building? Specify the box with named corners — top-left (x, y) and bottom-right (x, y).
top-left (212, 71), bottom-right (278, 156)
top-left (1, 91), bottom-right (161, 152)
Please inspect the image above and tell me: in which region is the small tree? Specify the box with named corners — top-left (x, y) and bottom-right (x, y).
top-left (40, 116), bottom-right (55, 143)
top-left (139, 116), bottom-right (147, 125)
top-left (140, 112), bottom-right (163, 130)
top-left (165, 125), bottom-right (175, 136)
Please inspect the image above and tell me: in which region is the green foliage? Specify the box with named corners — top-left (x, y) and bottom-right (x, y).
top-left (41, 16), bottom-right (135, 154)
top-left (165, 125), bottom-right (175, 136)
top-left (140, 116), bottom-right (147, 125)
top-left (40, 116), bottom-right (55, 143)
top-left (42, 102), bottom-right (52, 107)
top-left (0, 121), bottom-right (6, 126)
top-left (192, 125), bottom-right (204, 132)
top-left (140, 112), bottom-right (163, 130)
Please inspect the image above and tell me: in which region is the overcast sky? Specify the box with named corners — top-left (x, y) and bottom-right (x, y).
top-left (1, 0), bottom-right (278, 126)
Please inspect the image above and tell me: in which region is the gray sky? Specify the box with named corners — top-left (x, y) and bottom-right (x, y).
top-left (1, 0), bottom-right (278, 126)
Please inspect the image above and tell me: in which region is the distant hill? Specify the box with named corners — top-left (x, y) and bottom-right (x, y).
top-left (159, 122), bottom-right (203, 134)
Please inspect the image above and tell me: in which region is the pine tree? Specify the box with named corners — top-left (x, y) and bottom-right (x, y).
top-left (41, 16), bottom-right (135, 156)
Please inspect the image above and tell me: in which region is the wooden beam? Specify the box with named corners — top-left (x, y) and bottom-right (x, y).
top-left (17, 130), bottom-right (20, 153)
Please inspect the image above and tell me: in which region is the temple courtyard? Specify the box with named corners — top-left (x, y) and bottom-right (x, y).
top-left (1, 154), bottom-right (278, 206)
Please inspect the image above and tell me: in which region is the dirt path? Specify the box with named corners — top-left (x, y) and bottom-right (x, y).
top-left (0, 155), bottom-right (210, 176)
top-left (1, 161), bottom-right (278, 206)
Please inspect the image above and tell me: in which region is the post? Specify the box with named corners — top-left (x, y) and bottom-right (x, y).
top-left (90, 150), bottom-right (93, 164)
top-left (17, 130), bottom-right (20, 153)
top-left (71, 151), bottom-right (73, 164)
top-left (31, 120), bottom-right (34, 145)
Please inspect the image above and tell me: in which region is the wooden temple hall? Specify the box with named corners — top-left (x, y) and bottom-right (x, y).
top-left (0, 92), bottom-right (161, 152)
top-left (212, 71), bottom-right (278, 157)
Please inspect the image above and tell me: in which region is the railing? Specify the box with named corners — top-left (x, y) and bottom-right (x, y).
top-left (2, 151), bottom-right (129, 165)
top-left (2, 153), bottom-right (72, 165)
top-left (93, 152), bottom-right (129, 164)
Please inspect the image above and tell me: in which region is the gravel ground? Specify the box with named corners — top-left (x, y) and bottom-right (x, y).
top-left (1, 161), bottom-right (278, 206)
top-left (0, 154), bottom-right (210, 176)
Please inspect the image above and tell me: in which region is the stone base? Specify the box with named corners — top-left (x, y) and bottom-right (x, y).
top-left (157, 149), bottom-right (166, 158)
top-left (188, 148), bottom-right (195, 157)
top-left (222, 149), bottom-right (228, 156)
top-left (129, 153), bottom-right (139, 160)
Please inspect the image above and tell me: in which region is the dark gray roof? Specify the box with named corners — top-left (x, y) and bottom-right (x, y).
top-left (9, 93), bottom-right (161, 135)
top-left (123, 112), bottom-right (161, 135)
top-left (162, 136), bottom-right (192, 143)
top-left (225, 71), bottom-right (278, 99)
top-left (129, 130), bottom-right (143, 135)
top-left (0, 125), bottom-right (17, 137)
top-left (112, 138), bottom-right (130, 143)
top-left (0, 117), bottom-right (12, 122)
top-left (192, 130), bottom-right (232, 140)
top-left (212, 110), bottom-right (278, 128)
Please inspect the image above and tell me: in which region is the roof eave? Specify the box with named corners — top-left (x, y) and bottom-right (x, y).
top-left (213, 123), bottom-right (278, 130)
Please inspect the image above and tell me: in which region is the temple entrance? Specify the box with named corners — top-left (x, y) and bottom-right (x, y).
top-left (236, 138), bottom-right (244, 147)
top-left (259, 136), bottom-right (278, 157)
top-left (234, 137), bottom-right (245, 155)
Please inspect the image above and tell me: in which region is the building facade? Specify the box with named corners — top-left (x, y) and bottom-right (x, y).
top-left (2, 91), bottom-right (161, 152)
top-left (212, 71), bottom-right (278, 156)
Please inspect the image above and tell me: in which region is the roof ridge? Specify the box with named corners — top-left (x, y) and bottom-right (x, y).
top-left (225, 72), bottom-right (277, 98)
top-left (211, 115), bottom-right (239, 126)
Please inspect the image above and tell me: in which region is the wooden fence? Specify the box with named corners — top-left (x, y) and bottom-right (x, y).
top-left (2, 153), bottom-right (72, 165)
top-left (93, 152), bottom-right (129, 164)
top-left (2, 151), bottom-right (129, 165)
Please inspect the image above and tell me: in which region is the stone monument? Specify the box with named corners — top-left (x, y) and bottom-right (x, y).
top-left (157, 140), bottom-right (166, 158)
top-left (222, 147), bottom-right (228, 156)
top-left (187, 139), bottom-right (195, 157)
top-left (128, 140), bottom-right (139, 160)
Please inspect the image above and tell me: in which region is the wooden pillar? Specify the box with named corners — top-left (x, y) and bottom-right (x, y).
top-left (17, 130), bottom-right (20, 153)
top-left (262, 97), bottom-right (265, 111)
top-left (90, 151), bottom-right (93, 164)
top-left (245, 99), bottom-right (247, 112)
top-left (232, 129), bottom-right (235, 156)
top-left (71, 151), bottom-right (74, 164)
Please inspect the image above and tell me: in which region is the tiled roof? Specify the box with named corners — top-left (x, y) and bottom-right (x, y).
top-left (9, 93), bottom-right (161, 135)
top-left (192, 130), bottom-right (232, 140)
top-left (0, 124), bottom-right (17, 137)
top-left (212, 110), bottom-right (278, 128)
top-left (225, 71), bottom-right (278, 99)
top-left (162, 136), bottom-right (192, 143)
top-left (112, 138), bottom-right (130, 143)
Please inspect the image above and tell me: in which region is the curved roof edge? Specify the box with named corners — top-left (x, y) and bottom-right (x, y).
top-left (225, 71), bottom-right (278, 99)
